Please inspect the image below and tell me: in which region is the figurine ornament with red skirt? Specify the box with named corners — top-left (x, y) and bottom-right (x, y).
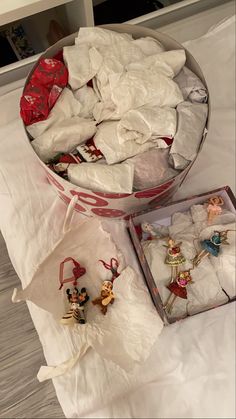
top-left (164, 269), bottom-right (193, 314)
top-left (163, 238), bottom-right (186, 282)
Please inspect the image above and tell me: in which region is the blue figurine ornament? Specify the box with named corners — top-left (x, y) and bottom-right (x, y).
top-left (193, 230), bottom-right (230, 266)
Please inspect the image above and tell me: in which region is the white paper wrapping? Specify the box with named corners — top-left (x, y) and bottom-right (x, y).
top-left (75, 27), bottom-right (133, 47)
top-left (117, 106), bottom-right (177, 144)
top-left (94, 120), bottom-right (158, 165)
top-left (32, 117), bottom-right (97, 162)
top-left (169, 101), bottom-right (208, 169)
top-left (127, 148), bottom-right (178, 190)
top-left (126, 49), bottom-right (186, 78)
top-left (90, 39), bottom-right (167, 103)
top-left (26, 88), bottom-right (82, 139)
top-left (92, 99), bottom-right (119, 123)
top-left (94, 71), bottom-right (184, 123)
top-left (109, 69), bottom-right (184, 116)
top-left (68, 161), bottom-right (134, 193)
top-left (132, 36), bottom-right (164, 55)
top-left (174, 66), bottom-right (208, 103)
top-left (73, 85), bottom-right (99, 119)
top-left (63, 45), bottom-right (103, 89)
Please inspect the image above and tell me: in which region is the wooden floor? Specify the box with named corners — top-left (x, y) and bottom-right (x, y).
top-left (0, 232), bottom-right (64, 418)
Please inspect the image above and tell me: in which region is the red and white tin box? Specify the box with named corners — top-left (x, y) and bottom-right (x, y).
top-left (128, 186), bottom-right (236, 325)
top-left (23, 23), bottom-right (210, 220)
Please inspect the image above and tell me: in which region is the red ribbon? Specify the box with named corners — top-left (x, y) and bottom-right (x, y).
top-left (99, 258), bottom-right (120, 282)
top-left (59, 257), bottom-right (86, 290)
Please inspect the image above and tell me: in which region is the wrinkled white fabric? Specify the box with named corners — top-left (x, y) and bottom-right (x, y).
top-left (63, 45), bottom-right (102, 89)
top-left (68, 161), bottom-right (134, 193)
top-left (31, 117), bottom-right (96, 162)
top-left (94, 121), bottom-right (158, 165)
top-left (109, 69), bottom-right (184, 117)
top-left (127, 148), bottom-right (178, 191)
top-left (126, 49), bottom-right (186, 78)
top-left (174, 66), bottom-right (208, 103)
top-left (170, 101), bottom-right (208, 169)
top-left (73, 85), bottom-right (99, 119)
top-left (12, 216), bottom-right (162, 374)
top-left (26, 88), bottom-right (81, 139)
top-left (117, 106), bottom-right (176, 144)
top-left (37, 266), bottom-right (163, 380)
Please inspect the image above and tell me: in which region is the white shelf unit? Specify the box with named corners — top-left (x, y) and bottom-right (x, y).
top-left (0, 0), bottom-right (74, 26)
top-left (0, 0), bottom-right (94, 86)
top-left (0, 0), bottom-right (235, 86)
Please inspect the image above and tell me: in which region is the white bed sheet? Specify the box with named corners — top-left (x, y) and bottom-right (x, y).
top-left (0, 16), bottom-right (235, 419)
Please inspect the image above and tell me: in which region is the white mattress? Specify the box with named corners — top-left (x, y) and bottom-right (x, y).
top-left (0, 15), bottom-right (235, 419)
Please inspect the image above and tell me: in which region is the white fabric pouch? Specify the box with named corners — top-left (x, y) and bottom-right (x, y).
top-left (12, 200), bottom-right (163, 379)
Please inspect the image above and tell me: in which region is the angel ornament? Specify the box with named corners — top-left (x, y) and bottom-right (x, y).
top-left (163, 239), bottom-right (186, 282)
top-left (92, 258), bottom-right (119, 315)
top-left (206, 196), bottom-right (224, 224)
top-left (141, 222), bottom-right (168, 241)
top-left (164, 269), bottom-right (193, 314)
top-left (192, 230), bottom-right (231, 267)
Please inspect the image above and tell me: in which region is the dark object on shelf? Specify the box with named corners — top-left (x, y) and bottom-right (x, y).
top-left (0, 24), bottom-right (35, 67)
top-left (0, 35), bottom-right (18, 67)
top-left (47, 20), bottom-right (67, 46)
top-left (94, 0), bottom-right (164, 24)
top-left (5, 24), bottom-right (35, 59)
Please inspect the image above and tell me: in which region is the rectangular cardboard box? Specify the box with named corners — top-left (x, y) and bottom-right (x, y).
top-left (128, 186), bottom-right (236, 325)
